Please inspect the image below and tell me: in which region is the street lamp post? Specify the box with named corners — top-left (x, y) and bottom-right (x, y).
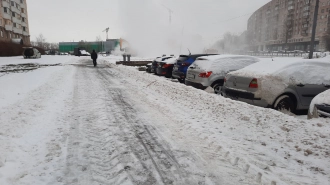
top-left (309, 0), bottom-right (320, 59)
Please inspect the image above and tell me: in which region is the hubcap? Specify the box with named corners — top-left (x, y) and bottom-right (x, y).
top-left (214, 86), bottom-right (222, 94)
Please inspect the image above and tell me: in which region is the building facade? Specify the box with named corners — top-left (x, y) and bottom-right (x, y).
top-left (59, 39), bottom-right (120, 53)
top-left (247, 0), bottom-right (330, 52)
top-left (0, 0), bottom-right (30, 45)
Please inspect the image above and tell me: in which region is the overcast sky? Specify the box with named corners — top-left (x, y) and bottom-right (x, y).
top-left (28, 0), bottom-right (270, 43)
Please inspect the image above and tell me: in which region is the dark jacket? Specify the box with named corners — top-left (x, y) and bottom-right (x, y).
top-left (91, 51), bottom-right (98, 60)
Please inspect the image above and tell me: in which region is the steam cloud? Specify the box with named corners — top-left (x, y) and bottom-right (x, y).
top-left (118, 0), bottom-right (205, 57)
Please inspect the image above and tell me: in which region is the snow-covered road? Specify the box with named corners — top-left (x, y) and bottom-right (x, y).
top-left (0, 56), bottom-right (329, 185)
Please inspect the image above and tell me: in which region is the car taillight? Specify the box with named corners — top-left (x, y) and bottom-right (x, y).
top-left (162, 64), bottom-right (172, 68)
top-left (249, 78), bottom-right (258, 88)
top-left (199, 71), bottom-right (212, 78)
top-left (181, 62), bottom-right (190, 66)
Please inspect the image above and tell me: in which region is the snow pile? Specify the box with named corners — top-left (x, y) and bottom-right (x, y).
top-left (309, 89), bottom-right (330, 114)
top-left (191, 55), bottom-right (259, 75)
top-left (102, 59), bottom-right (330, 185)
top-left (228, 57), bottom-right (330, 104)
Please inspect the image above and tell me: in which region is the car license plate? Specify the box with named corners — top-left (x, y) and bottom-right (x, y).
top-left (187, 74), bottom-right (195, 79)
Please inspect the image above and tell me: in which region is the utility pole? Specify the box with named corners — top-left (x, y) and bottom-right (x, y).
top-left (309, 0), bottom-right (320, 59)
top-left (162, 5), bottom-right (173, 25)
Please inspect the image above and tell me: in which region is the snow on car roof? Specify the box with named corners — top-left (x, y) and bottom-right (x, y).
top-left (163, 57), bottom-right (178, 64)
top-left (232, 57), bottom-right (330, 76)
top-left (192, 55), bottom-right (259, 73)
top-left (230, 56), bottom-right (330, 85)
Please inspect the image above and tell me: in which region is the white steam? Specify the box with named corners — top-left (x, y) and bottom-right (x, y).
top-left (118, 0), bottom-right (204, 57)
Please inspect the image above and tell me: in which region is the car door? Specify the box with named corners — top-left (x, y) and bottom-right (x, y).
top-left (295, 84), bottom-right (328, 106)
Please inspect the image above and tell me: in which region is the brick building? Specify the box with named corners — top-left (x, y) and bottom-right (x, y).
top-left (0, 0), bottom-right (30, 45)
top-left (247, 0), bottom-right (330, 52)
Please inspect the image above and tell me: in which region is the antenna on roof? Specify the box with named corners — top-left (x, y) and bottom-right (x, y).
top-left (187, 48), bottom-right (191, 55)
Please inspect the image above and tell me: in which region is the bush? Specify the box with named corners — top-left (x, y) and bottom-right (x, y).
top-left (0, 41), bottom-right (45, 57)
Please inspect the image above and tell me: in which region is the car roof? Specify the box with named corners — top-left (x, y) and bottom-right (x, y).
top-left (179, 54), bottom-right (217, 59)
top-left (196, 54), bottom-right (255, 61)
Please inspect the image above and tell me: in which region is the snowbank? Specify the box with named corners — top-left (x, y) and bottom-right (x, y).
top-left (102, 59), bottom-right (330, 185)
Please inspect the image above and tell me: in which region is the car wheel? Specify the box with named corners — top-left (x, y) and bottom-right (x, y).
top-left (274, 95), bottom-right (295, 113)
top-left (178, 78), bottom-right (185, 83)
top-left (213, 84), bottom-right (223, 95)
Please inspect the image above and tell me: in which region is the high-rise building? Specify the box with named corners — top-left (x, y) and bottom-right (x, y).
top-left (247, 0), bottom-right (330, 52)
top-left (0, 0), bottom-right (30, 45)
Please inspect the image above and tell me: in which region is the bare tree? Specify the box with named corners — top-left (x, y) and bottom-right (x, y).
top-left (35, 34), bottom-right (47, 49)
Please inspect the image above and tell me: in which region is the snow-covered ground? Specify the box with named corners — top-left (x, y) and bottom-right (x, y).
top-left (0, 56), bottom-right (329, 185)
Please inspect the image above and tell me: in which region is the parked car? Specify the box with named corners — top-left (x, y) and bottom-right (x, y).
top-left (146, 63), bottom-right (152, 73)
top-left (146, 57), bottom-right (160, 73)
top-left (308, 89), bottom-right (330, 119)
top-left (23, 47), bottom-right (41, 59)
top-left (222, 58), bottom-right (330, 113)
top-left (151, 56), bottom-right (173, 74)
top-left (172, 54), bottom-right (216, 83)
top-left (185, 55), bottom-right (259, 93)
top-left (156, 57), bottom-right (177, 78)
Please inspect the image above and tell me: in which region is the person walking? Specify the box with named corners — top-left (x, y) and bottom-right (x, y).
top-left (91, 50), bottom-right (98, 67)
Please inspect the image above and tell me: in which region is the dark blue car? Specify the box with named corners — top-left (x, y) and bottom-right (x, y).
top-left (172, 54), bottom-right (216, 83)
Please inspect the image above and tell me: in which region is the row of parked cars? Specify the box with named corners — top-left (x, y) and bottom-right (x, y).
top-left (146, 54), bottom-right (330, 119)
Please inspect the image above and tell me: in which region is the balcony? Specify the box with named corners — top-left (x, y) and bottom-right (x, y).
top-left (10, 6), bottom-right (21, 15)
top-left (5, 24), bottom-right (13, 31)
top-left (2, 0), bottom-right (10, 8)
top-left (301, 32), bottom-right (308, 36)
top-left (302, 19), bottom-right (309, 24)
top-left (288, 6), bottom-right (294, 11)
top-left (21, 12), bottom-right (27, 18)
top-left (23, 31), bottom-right (29, 36)
top-left (12, 16), bottom-right (21, 24)
top-left (2, 11), bottom-right (11, 20)
top-left (13, 27), bottom-right (22, 34)
top-left (21, 21), bottom-right (27, 27)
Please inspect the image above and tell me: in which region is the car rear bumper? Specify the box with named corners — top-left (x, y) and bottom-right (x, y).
top-left (172, 71), bottom-right (185, 79)
top-left (156, 68), bottom-right (171, 76)
top-left (185, 80), bottom-right (208, 90)
top-left (222, 87), bottom-right (270, 108)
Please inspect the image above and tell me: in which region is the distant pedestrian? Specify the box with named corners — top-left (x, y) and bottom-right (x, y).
top-left (91, 50), bottom-right (98, 67)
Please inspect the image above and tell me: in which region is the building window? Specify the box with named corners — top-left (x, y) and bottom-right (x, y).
top-left (12, 12), bottom-right (15, 17)
top-left (23, 26), bottom-right (26, 31)
top-left (13, 23), bottom-right (16, 27)
top-left (4, 7), bottom-right (8, 13)
top-left (22, 17), bottom-right (25, 22)
top-left (20, 0), bottom-right (23, 3)
top-left (11, 1), bottom-right (14, 6)
top-left (21, 8), bottom-right (24, 13)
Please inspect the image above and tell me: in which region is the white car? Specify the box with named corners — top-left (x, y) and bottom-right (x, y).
top-left (308, 89), bottom-right (330, 119)
top-left (185, 55), bottom-right (259, 94)
top-left (222, 57), bottom-right (330, 113)
top-left (23, 47), bottom-right (41, 59)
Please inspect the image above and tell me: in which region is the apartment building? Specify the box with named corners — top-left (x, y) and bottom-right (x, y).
top-left (0, 0), bottom-right (30, 44)
top-left (247, 0), bottom-right (330, 52)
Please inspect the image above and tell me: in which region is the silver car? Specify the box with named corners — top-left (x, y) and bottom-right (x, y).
top-left (222, 58), bottom-right (330, 113)
top-left (185, 55), bottom-right (259, 94)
